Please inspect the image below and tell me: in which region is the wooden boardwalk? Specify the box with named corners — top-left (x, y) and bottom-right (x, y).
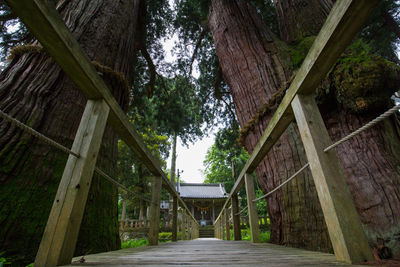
top-left (64, 238), bottom-right (365, 266)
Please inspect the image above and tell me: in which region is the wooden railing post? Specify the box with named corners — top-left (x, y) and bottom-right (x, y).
top-left (215, 219), bottom-right (219, 238)
top-left (221, 211), bottom-right (225, 240)
top-left (185, 212), bottom-right (189, 240)
top-left (188, 219), bottom-right (192, 240)
top-left (181, 211), bottom-right (186, 240)
top-left (35, 99), bottom-right (109, 266)
top-left (231, 193), bottom-right (241, 240)
top-left (291, 94), bottom-right (374, 263)
top-left (245, 173), bottom-right (261, 243)
top-left (225, 207), bottom-right (230, 240)
top-left (148, 176), bottom-right (162, 246)
top-left (172, 196), bottom-right (178, 242)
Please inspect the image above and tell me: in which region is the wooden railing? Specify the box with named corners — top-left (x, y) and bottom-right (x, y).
top-left (213, 0), bottom-right (379, 264)
top-left (4, 1), bottom-right (199, 266)
top-left (120, 219), bottom-right (148, 230)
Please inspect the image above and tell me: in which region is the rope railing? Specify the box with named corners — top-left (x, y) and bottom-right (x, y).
top-left (252, 163), bottom-right (310, 202)
top-left (0, 109), bottom-right (80, 158)
top-left (324, 104), bottom-right (400, 152)
top-left (235, 206), bottom-right (248, 216)
top-left (94, 167), bottom-right (152, 203)
top-left (0, 108), bottom-right (155, 204)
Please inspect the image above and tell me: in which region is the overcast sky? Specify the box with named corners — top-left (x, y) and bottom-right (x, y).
top-left (166, 136), bottom-right (215, 183)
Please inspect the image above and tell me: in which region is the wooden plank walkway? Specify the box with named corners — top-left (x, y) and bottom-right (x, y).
top-left (64, 238), bottom-right (366, 266)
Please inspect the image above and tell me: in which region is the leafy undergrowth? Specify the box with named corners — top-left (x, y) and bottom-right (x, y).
top-left (121, 232), bottom-right (176, 249)
top-left (121, 238), bottom-right (149, 249)
top-left (235, 228), bottom-right (270, 242)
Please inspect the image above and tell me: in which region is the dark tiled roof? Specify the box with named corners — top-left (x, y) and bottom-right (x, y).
top-left (177, 183), bottom-right (228, 199)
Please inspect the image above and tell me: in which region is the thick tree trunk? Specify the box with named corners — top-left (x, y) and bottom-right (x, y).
top-left (0, 0), bottom-right (141, 264)
top-left (275, 0), bottom-right (333, 43)
top-left (209, 0), bottom-right (400, 256)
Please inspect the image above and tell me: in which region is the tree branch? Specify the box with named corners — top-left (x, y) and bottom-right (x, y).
top-left (140, 45), bottom-right (157, 98)
top-left (189, 27), bottom-right (206, 75)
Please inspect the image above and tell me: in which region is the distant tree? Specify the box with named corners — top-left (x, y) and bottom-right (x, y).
top-left (117, 118), bottom-right (170, 221)
top-left (203, 123), bottom-right (248, 193)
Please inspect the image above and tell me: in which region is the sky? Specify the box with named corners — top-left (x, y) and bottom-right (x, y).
top-left (166, 135), bottom-right (215, 183)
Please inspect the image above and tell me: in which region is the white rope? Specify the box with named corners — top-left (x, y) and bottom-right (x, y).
top-left (0, 109), bottom-right (80, 158)
top-left (235, 206), bottom-right (248, 216)
top-left (94, 167), bottom-right (152, 203)
top-left (252, 163), bottom-right (310, 202)
top-left (324, 104), bottom-right (400, 152)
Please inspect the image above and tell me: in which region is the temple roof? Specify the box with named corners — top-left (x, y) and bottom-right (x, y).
top-left (177, 183), bottom-right (228, 199)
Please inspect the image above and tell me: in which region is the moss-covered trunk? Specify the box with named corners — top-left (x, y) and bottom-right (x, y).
top-left (0, 0), bottom-right (141, 264)
top-left (209, 0), bottom-right (400, 257)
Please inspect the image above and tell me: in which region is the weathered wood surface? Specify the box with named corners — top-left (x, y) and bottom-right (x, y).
top-left (172, 196), bottom-right (178, 242)
top-left (35, 100), bottom-right (109, 266)
top-left (245, 174), bottom-right (260, 243)
top-left (224, 208), bottom-right (230, 241)
top-left (63, 239), bottom-right (365, 266)
top-left (213, 0), bottom-right (379, 224)
top-left (148, 177), bottom-right (162, 246)
top-left (231, 194), bottom-right (241, 241)
top-left (291, 94), bottom-right (373, 263)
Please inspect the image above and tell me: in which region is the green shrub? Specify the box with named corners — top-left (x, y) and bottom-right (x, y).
top-left (0, 252), bottom-right (12, 266)
top-left (158, 232), bottom-right (172, 242)
top-left (121, 238), bottom-right (148, 249)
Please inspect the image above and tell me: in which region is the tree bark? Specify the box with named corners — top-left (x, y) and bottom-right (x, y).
top-left (0, 0), bottom-right (141, 264)
top-left (275, 0), bottom-right (333, 43)
top-left (209, 0), bottom-right (400, 256)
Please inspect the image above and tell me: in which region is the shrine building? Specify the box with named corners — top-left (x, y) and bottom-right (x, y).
top-left (177, 183), bottom-right (228, 226)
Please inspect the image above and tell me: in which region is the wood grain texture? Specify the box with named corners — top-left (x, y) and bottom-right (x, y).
top-left (231, 194), bottom-right (241, 241)
top-left (245, 174), bottom-right (261, 243)
top-left (148, 177), bottom-right (162, 246)
top-left (63, 239), bottom-right (366, 267)
top-left (172, 196), bottom-right (178, 242)
top-left (225, 208), bottom-right (230, 241)
top-left (291, 94), bottom-right (373, 263)
top-left (35, 100), bottom-right (110, 266)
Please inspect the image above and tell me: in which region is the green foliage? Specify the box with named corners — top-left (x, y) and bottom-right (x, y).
top-left (332, 40), bottom-right (400, 114)
top-left (359, 0), bottom-right (400, 62)
top-left (255, 188), bottom-right (268, 217)
top-left (0, 252), bottom-right (12, 265)
top-left (237, 228), bottom-right (270, 242)
top-left (121, 233), bottom-right (173, 249)
top-left (288, 36), bottom-right (316, 68)
top-left (121, 238), bottom-right (148, 249)
top-left (203, 123), bottom-right (249, 193)
top-left (158, 232), bottom-right (172, 242)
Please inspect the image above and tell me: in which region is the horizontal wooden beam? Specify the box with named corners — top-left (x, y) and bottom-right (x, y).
top-left (224, 0), bottom-right (379, 201)
top-left (5, 0), bottom-right (198, 225)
